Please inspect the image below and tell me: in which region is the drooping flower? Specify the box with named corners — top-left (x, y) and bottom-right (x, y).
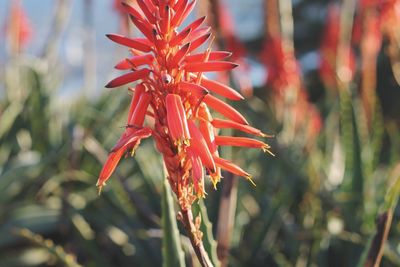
top-left (98, 0), bottom-right (271, 209)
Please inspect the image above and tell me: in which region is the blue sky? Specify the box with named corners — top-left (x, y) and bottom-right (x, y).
top-left (0, 0), bottom-right (264, 98)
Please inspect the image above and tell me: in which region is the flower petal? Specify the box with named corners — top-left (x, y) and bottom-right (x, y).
top-left (184, 61), bottom-right (238, 72)
top-left (178, 81), bottom-right (208, 96)
top-left (188, 33), bottom-right (211, 53)
top-left (111, 127), bottom-right (153, 152)
top-left (127, 83), bottom-right (146, 122)
top-left (170, 28), bottom-right (191, 47)
top-left (166, 94), bottom-right (190, 143)
top-left (114, 54), bottom-right (154, 70)
top-left (165, 5), bottom-right (174, 33)
top-left (171, 0), bottom-right (195, 28)
top-left (203, 94), bottom-right (248, 125)
top-left (187, 147), bottom-right (205, 198)
top-left (121, 2), bottom-right (145, 21)
top-left (200, 78), bottom-right (244, 100)
top-left (170, 43), bottom-right (191, 66)
top-left (214, 136), bottom-right (270, 151)
top-left (187, 26), bottom-right (211, 42)
top-left (213, 156), bottom-right (254, 184)
top-left (129, 15), bottom-right (154, 41)
top-left (97, 148), bottom-right (126, 188)
top-left (137, 0), bottom-right (156, 24)
top-left (188, 120), bottom-right (216, 172)
top-left (106, 34), bottom-right (152, 52)
top-left (97, 128), bottom-right (152, 189)
top-left (128, 91), bottom-right (152, 127)
top-left (105, 68), bottom-right (150, 88)
top-left (185, 51), bottom-right (232, 63)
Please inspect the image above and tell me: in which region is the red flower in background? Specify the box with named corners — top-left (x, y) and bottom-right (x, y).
top-left (260, 31), bottom-right (322, 146)
top-left (215, 2), bottom-right (254, 97)
top-left (5, 0), bottom-right (32, 53)
top-left (98, 0), bottom-right (271, 208)
top-left (261, 36), bottom-right (301, 94)
top-left (113, 0), bottom-right (135, 34)
top-left (319, 4), bottom-right (356, 90)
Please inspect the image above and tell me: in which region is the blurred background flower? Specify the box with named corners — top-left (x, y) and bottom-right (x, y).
top-left (1, 0), bottom-right (400, 266)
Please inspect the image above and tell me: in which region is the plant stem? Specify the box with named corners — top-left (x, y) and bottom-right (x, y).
top-left (180, 208), bottom-right (214, 267)
top-left (216, 172), bottom-right (238, 267)
top-left (364, 211), bottom-right (393, 267)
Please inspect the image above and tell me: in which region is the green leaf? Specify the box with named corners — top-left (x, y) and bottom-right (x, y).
top-left (193, 200), bottom-right (221, 267)
top-left (384, 173), bottom-right (400, 211)
top-left (161, 179), bottom-right (186, 267)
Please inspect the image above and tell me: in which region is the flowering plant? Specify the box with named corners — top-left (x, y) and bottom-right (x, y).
top-left (98, 0), bottom-right (271, 264)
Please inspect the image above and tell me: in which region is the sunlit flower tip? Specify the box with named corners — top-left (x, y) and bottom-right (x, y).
top-left (211, 118), bottom-right (267, 137)
top-left (184, 61), bottom-right (239, 72)
top-left (214, 136), bottom-right (270, 152)
top-left (213, 156), bottom-right (256, 186)
top-left (188, 148), bottom-right (205, 198)
top-left (166, 94), bottom-right (190, 145)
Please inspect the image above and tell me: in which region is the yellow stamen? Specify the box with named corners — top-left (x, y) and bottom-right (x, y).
top-left (260, 132), bottom-right (275, 138)
top-left (246, 174), bottom-right (257, 187)
top-left (97, 185), bottom-right (103, 196)
top-left (262, 146), bottom-right (275, 156)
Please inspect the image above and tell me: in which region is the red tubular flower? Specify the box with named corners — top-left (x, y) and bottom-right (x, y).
top-left (98, 0), bottom-right (271, 208)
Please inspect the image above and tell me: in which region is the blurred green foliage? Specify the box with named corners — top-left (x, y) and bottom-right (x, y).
top-left (1, 1), bottom-right (400, 267)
